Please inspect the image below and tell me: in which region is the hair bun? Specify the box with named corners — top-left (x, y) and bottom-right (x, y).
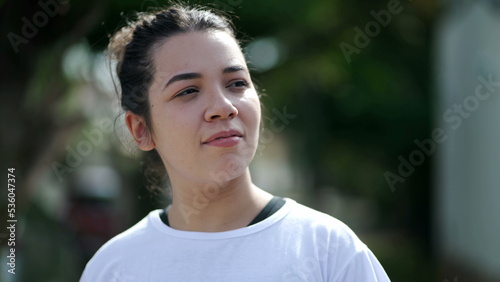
top-left (107, 13), bottom-right (156, 74)
top-left (108, 26), bottom-right (134, 62)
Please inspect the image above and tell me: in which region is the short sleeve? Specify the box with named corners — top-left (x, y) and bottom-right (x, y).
top-left (333, 247), bottom-right (390, 282)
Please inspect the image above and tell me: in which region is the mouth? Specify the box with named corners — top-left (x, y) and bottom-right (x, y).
top-left (203, 130), bottom-right (243, 147)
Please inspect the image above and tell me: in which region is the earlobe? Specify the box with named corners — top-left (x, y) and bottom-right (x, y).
top-left (125, 111), bottom-right (155, 151)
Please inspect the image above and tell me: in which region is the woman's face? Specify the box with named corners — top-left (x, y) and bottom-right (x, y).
top-left (146, 31), bottom-right (261, 186)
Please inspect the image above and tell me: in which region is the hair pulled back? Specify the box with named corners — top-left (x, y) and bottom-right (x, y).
top-left (108, 5), bottom-right (237, 194)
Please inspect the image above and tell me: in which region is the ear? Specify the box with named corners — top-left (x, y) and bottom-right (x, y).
top-left (125, 111), bottom-right (155, 151)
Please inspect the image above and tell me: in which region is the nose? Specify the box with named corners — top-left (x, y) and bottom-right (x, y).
top-left (204, 89), bottom-right (238, 122)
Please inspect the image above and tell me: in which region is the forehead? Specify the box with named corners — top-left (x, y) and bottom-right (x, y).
top-left (152, 31), bottom-right (246, 75)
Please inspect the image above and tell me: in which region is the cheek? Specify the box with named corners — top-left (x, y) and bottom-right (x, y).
top-left (150, 103), bottom-right (194, 149)
top-left (237, 93), bottom-right (261, 147)
top-left (247, 95), bottom-right (261, 129)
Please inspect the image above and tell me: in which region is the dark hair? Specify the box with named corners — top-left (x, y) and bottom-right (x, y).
top-left (108, 5), bottom-right (238, 194)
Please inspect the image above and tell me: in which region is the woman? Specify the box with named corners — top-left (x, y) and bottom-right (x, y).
top-left (81, 4), bottom-right (390, 281)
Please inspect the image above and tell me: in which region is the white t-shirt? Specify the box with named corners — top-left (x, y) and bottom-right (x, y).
top-left (80, 198), bottom-right (390, 281)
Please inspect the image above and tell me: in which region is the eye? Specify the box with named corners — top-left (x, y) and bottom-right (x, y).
top-left (227, 80), bottom-right (249, 89)
top-left (174, 87), bottom-right (198, 98)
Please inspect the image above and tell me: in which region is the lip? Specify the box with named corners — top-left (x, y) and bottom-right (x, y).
top-left (203, 130), bottom-right (243, 147)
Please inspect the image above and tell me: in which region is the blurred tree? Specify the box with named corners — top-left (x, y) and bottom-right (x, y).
top-left (1, 0), bottom-right (111, 221)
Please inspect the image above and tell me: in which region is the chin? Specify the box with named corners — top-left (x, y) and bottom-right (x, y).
top-left (205, 152), bottom-right (251, 184)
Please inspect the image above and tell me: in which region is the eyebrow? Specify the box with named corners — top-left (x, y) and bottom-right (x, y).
top-left (165, 72), bottom-right (201, 87)
top-left (223, 65), bottom-right (247, 74)
top-left (164, 65), bottom-right (248, 88)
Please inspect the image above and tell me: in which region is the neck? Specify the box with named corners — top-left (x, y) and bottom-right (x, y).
top-left (167, 169), bottom-right (273, 232)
